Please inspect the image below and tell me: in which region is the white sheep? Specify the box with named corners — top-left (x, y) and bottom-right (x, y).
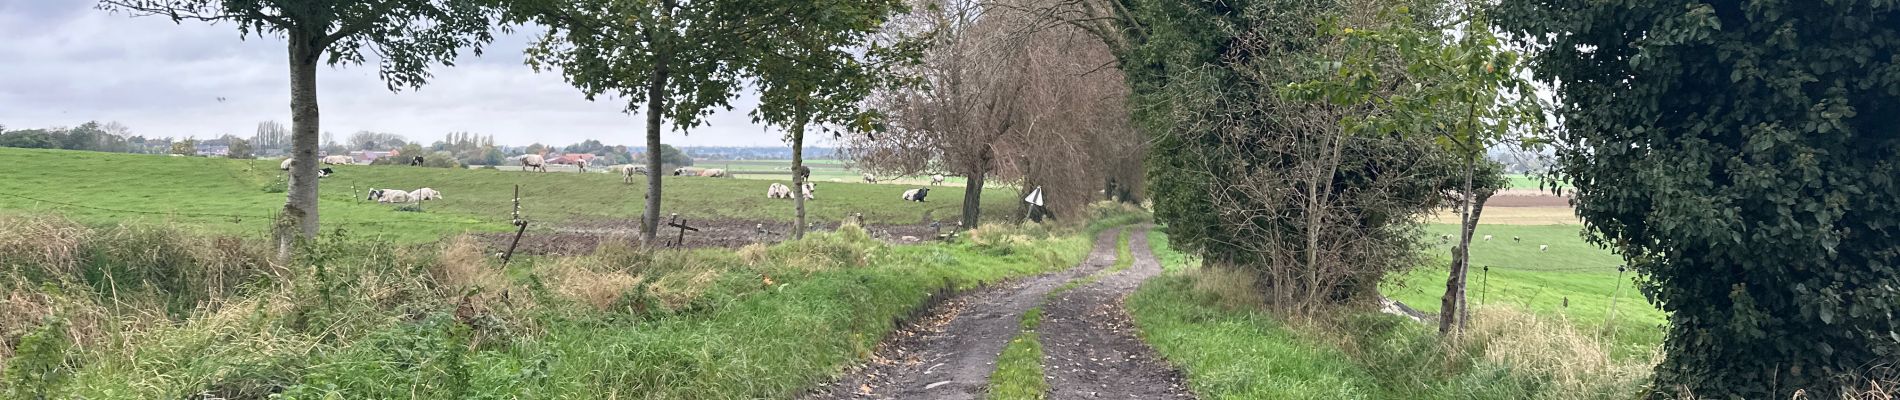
top-left (280, 158), bottom-right (296, 170)
top-left (862, 172), bottom-right (877, 184)
top-left (321, 155), bottom-right (353, 165)
top-left (1540, 245), bottom-right (1550, 252)
top-left (767, 183), bottom-right (791, 199)
top-left (699, 168), bottom-right (728, 178)
top-left (411, 188), bottom-right (443, 201)
top-left (520, 155), bottom-right (547, 172)
top-left (1483, 235), bottom-right (1493, 242)
top-left (621, 165), bottom-right (647, 184)
top-left (930, 174), bottom-right (945, 186)
top-left (801, 182), bottom-right (815, 199)
top-left (1439, 234), bottom-right (1451, 244)
top-left (367, 188), bottom-right (415, 203)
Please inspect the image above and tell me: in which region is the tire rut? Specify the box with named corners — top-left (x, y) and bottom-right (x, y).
top-left (803, 228), bottom-right (1126, 400)
top-left (1039, 227), bottom-right (1195, 399)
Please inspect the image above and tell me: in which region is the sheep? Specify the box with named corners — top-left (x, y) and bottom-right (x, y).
top-left (520, 154), bottom-right (548, 172)
top-left (367, 188), bottom-right (415, 203)
top-left (767, 183), bottom-right (791, 199)
top-left (575, 160), bottom-right (588, 173)
top-left (1439, 234), bottom-right (1451, 244)
top-left (901, 187), bottom-right (930, 202)
top-left (862, 173), bottom-right (877, 184)
top-left (672, 167), bottom-right (696, 176)
top-left (801, 182), bottom-right (815, 199)
top-left (1483, 234), bottom-right (1494, 242)
top-left (698, 168), bottom-right (727, 178)
top-left (280, 158), bottom-right (296, 170)
top-left (409, 155), bottom-right (424, 166)
top-left (411, 188), bottom-right (443, 201)
top-left (322, 155), bottom-right (353, 165)
top-left (622, 165), bottom-right (648, 184)
top-left (930, 174), bottom-right (945, 186)
top-left (1540, 245), bottom-right (1550, 252)
top-left (1512, 236), bottom-right (1521, 243)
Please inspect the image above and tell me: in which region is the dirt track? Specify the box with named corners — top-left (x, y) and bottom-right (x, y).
top-left (804, 226), bottom-right (1194, 399)
top-left (1039, 228), bottom-right (1194, 399)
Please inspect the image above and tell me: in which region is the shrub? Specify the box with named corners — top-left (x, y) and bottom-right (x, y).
top-left (1498, 1), bottom-right (1900, 396)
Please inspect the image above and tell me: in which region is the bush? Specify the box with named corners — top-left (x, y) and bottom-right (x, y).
top-left (1498, 1), bottom-right (1900, 396)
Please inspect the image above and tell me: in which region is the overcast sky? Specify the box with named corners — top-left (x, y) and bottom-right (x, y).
top-left (0, 1), bottom-right (810, 148)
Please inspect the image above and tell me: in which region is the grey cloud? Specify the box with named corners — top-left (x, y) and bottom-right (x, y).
top-left (0, 1), bottom-right (791, 147)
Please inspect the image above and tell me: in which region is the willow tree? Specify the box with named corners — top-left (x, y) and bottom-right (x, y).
top-left (512, 0), bottom-right (747, 242)
top-left (99, 0), bottom-right (504, 258)
top-left (733, 0), bottom-right (921, 239)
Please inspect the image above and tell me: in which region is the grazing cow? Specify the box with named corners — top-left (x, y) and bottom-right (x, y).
top-left (901, 187), bottom-right (930, 202)
top-left (930, 174), bottom-right (945, 186)
top-left (520, 155), bottom-right (548, 172)
top-left (795, 165), bottom-right (812, 179)
top-left (862, 173), bottom-right (877, 184)
top-left (1482, 235), bottom-right (1493, 242)
top-left (409, 155), bottom-right (424, 166)
top-left (1512, 236), bottom-right (1521, 243)
top-left (1540, 245), bottom-right (1550, 252)
top-left (317, 167), bottom-right (334, 178)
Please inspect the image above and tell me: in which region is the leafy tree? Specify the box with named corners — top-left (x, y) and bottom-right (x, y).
top-left (512, 0), bottom-right (749, 242)
top-left (171, 138), bottom-right (198, 156)
top-left (100, 0), bottom-right (506, 258)
top-left (1497, 1), bottom-right (1900, 397)
top-left (227, 137), bottom-right (255, 159)
top-left (736, 0), bottom-right (920, 238)
top-left (0, 129), bottom-right (59, 149)
top-left (253, 121), bottom-right (289, 155)
top-left (1292, 4), bottom-right (1544, 334)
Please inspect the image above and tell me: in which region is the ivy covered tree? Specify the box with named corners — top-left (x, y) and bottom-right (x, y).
top-left (99, 0), bottom-right (505, 259)
top-left (1498, 1), bottom-right (1900, 397)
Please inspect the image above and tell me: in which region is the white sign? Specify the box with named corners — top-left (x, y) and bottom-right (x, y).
top-left (1024, 186), bottom-right (1044, 207)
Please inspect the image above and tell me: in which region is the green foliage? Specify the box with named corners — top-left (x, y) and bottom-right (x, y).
top-left (225, 137), bottom-right (254, 159)
top-left (3, 318), bottom-right (73, 400)
top-left (169, 138), bottom-right (196, 156)
top-left (1496, 0), bottom-right (1900, 396)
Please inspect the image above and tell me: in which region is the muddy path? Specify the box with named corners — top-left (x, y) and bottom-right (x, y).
top-left (1039, 227), bottom-right (1195, 399)
top-left (803, 228), bottom-right (1125, 400)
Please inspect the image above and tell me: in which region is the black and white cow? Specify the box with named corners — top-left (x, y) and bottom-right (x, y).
top-left (901, 187), bottom-right (930, 202)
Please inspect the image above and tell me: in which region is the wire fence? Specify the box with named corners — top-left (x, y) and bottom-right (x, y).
top-left (0, 191), bottom-right (498, 227)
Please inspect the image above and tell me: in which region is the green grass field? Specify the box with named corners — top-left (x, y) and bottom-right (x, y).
top-left (0, 148), bottom-right (1018, 243)
top-left (1505, 175), bottom-right (1568, 191)
top-left (1386, 224), bottom-right (1664, 357)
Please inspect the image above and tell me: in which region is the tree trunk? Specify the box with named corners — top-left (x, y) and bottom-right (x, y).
top-left (638, 2), bottom-right (677, 245)
top-left (960, 147), bottom-right (991, 229)
top-left (275, 32), bottom-right (324, 262)
top-left (1440, 153), bottom-right (1477, 335)
top-left (790, 99), bottom-right (809, 239)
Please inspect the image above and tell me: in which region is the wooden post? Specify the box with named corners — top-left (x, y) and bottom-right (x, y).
top-left (1602, 265), bottom-right (1627, 340)
top-left (502, 185), bottom-right (528, 266)
top-left (1480, 265), bottom-right (1489, 306)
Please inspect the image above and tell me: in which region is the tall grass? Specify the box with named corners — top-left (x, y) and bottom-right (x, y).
top-left (1127, 229), bottom-right (1653, 400)
top-left (0, 213), bottom-right (1105, 399)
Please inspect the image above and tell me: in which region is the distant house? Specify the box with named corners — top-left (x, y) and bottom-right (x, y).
top-left (195, 144), bottom-right (230, 156)
top-left (549, 153), bottom-right (597, 165)
top-left (350, 150), bottom-right (400, 163)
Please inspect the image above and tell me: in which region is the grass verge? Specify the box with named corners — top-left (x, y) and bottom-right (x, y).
top-left (1126, 230), bottom-right (1651, 400)
top-left (988, 307), bottom-right (1047, 400)
top-left (0, 210), bottom-right (1139, 399)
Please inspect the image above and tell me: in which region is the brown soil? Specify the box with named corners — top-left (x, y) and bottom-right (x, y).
top-left (802, 229), bottom-right (1124, 400)
top-left (1039, 227), bottom-right (1195, 399)
top-left (1486, 193), bottom-right (1572, 208)
top-left (475, 218), bottom-right (947, 256)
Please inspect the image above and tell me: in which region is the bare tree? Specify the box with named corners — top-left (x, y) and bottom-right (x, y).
top-left (846, 0), bottom-right (1143, 225)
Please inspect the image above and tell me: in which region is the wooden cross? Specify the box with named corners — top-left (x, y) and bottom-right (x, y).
top-left (666, 213), bottom-right (699, 247)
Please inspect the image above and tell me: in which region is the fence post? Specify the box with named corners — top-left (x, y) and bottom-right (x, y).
top-left (1480, 265), bottom-right (1490, 307)
top-left (1602, 265), bottom-right (1627, 340)
top-left (501, 184), bottom-right (528, 266)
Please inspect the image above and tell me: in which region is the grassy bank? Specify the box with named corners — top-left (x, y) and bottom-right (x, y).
top-left (0, 208), bottom-right (1139, 398)
top-left (1127, 230), bottom-right (1652, 400)
top-left (1389, 224), bottom-right (1666, 356)
top-left (988, 307), bottom-right (1047, 400)
top-left (0, 148), bottom-right (1017, 243)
